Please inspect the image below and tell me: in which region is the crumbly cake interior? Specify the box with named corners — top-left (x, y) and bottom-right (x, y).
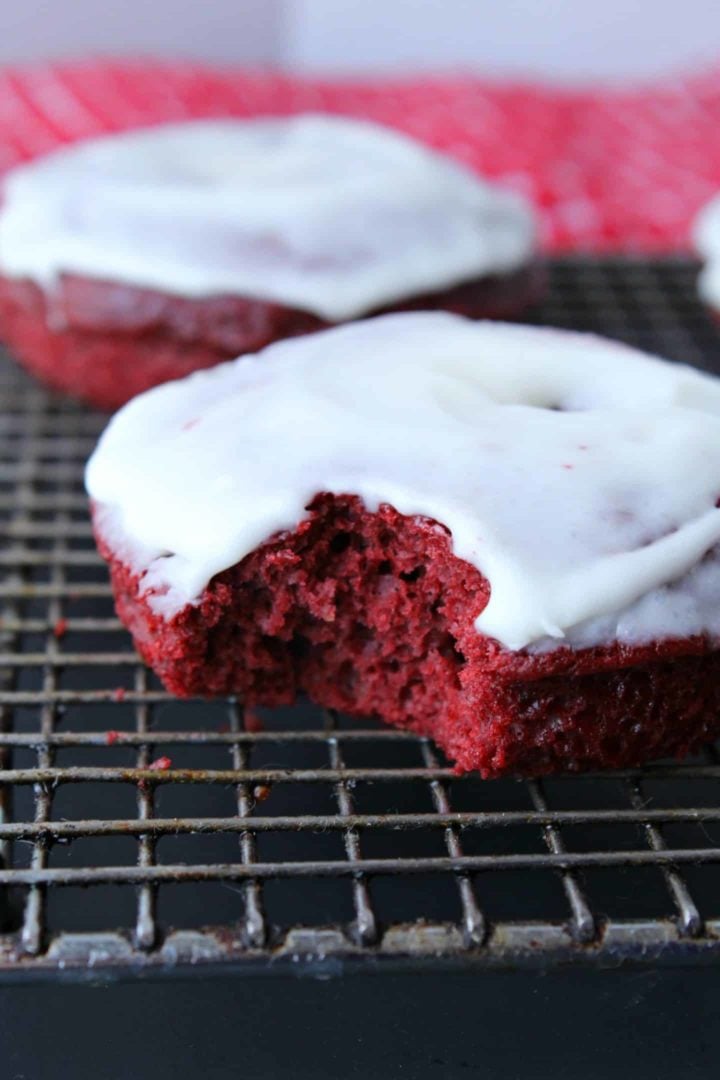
top-left (95, 494), bottom-right (720, 777)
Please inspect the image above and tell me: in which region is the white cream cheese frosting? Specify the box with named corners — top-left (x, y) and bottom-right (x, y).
top-left (694, 193), bottom-right (720, 310)
top-left (0, 115), bottom-right (536, 322)
top-left (86, 313), bottom-right (720, 653)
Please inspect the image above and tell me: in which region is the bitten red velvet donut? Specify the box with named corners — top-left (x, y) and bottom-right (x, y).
top-left (86, 314), bottom-right (720, 777)
top-left (0, 116), bottom-right (539, 410)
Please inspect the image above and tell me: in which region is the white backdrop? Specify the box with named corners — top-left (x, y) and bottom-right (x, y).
top-left (285, 0), bottom-right (720, 81)
top-left (1, 0), bottom-right (719, 82)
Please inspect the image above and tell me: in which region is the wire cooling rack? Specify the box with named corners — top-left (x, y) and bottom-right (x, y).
top-left (2, 257), bottom-right (720, 979)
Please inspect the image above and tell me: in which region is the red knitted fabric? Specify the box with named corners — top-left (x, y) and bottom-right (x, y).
top-left (0, 58), bottom-right (718, 251)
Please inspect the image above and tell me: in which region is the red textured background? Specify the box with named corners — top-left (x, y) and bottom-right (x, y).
top-left (0, 58), bottom-right (719, 251)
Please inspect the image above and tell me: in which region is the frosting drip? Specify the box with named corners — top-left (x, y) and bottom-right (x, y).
top-left (0, 115), bottom-right (535, 321)
top-left (86, 314), bottom-right (720, 652)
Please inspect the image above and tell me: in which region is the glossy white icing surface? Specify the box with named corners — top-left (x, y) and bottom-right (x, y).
top-left (0, 115), bottom-right (535, 321)
top-left (694, 193), bottom-right (720, 310)
top-left (86, 313), bottom-right (720, 652)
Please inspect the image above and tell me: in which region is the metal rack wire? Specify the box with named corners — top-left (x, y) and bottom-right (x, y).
top-left (2, 257), bottom-right (720, 977)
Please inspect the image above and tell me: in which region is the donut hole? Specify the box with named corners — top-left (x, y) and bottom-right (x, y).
top-left (431, 373), bottom-right (579, 424)
top-left (518, 401), bottom-right (570, 412)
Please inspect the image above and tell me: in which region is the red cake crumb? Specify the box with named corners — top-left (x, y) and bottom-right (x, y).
top-left (0, 266), bottom-right (542, 410)
top-left (52, 617), bottom-right (68, 639)
top-left (92, 493), bottom-right (720, 778)
top-left (244, 708), bottom-right (264, 733)
top-left (252, 784), bottom-right (272, 803)
top-left (148, 755), bottom-right (172, 771)
top-left (112, 687), bottom-right (126, 703)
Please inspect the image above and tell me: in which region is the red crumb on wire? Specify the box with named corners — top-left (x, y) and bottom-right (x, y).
top-left (112, 687), bottom-right (126, 702)
top-left (106, 730), bottom-right (121, 746)
top-left (253, 784), bottom-right (272, 803)
top-left (244, 708), bottom-right (264, 733)
top-left (53, 617), bottom-right (68, 639)
top-left (148, 755), bottom-right (172, 771)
